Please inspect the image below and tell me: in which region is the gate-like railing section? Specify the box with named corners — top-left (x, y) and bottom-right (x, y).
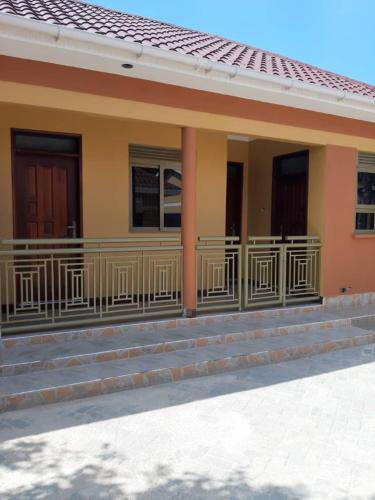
top-left (244, 236), bottom-right (321, 308)
top-left (0, 236), bottom-right (321, 332)
top-left (244, 236), bottom-right (284, 308)
top-left (0, 238), bottom-right (183, 333)
top-left (196, 237), bottom-right (242, 311)
top-left (284, 236), bottom-right (321, 304)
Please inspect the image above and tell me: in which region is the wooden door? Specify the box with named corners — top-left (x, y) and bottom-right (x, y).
top-left (271, 151), bottom-right (308, 239)
top-left (226, 162), bottom-right (243, 238)
top-left (14, 154), bottom-right (80, 239)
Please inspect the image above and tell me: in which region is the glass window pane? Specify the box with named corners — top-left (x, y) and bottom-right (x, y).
top-left (357, 171), bottom-right (375, 205)
top-left (163, 168), bottom-right (181, 228)
top-left (356, 212), bottom-right (374, 231)
top-left (279, 156), bottom-right (307, 176)
top-left (132, 167), bottom-right (160, 228)
top-left (15, 133), bottom-right (79, 154)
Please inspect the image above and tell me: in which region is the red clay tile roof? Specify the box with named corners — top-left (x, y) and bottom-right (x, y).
top-left (1, 0), bottom-right (375, 99)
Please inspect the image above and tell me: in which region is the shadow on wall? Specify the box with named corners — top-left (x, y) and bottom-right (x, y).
top-left (0, 438), bottom-right (310, 499)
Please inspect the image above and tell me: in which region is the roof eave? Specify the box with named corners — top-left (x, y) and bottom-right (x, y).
top-left (1, 12), bottom-right (375, 123)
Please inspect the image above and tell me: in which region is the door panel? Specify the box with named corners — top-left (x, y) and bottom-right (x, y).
top-left (14, 154), bottom-right (79, 239)
top-left (272, 151), bottom-right (308, 238)
top-left (226, 162), bottom-right (243, 238)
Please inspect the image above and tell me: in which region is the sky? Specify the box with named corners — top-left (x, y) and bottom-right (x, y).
top-left (91, 0), bottom-right (375, 85)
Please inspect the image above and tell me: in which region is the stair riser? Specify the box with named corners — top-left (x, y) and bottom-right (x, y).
top-left (1, 332), bottom-right (374, 414)
top-left (1, 305), bottom-right (323, 348)
top-left (0, 319), bottom-right (351, 376)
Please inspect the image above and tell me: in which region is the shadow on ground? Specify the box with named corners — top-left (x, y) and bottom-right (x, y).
top-left (0, 438), bottom-right (309, 499)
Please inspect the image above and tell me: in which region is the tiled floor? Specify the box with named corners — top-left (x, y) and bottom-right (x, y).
top-left (0, 344), bottom-right (374, 499)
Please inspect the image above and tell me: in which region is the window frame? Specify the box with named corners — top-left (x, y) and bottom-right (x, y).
top-left (355, 156), bottom-right (375, 234)
top-left (129, 157), bottom-right (182, 232)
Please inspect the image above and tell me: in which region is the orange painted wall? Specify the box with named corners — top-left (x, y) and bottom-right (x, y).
top-left (320, 146), bottom-right (375, 297)
top-left (2, 55), bottom-right (375, 141)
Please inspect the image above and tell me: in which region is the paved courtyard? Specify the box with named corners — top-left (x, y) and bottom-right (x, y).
top-left (0, 344), bottom-right (375, 499)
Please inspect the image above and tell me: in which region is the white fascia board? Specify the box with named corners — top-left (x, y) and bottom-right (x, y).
top-left (1, 12), bottom-right (375, 124)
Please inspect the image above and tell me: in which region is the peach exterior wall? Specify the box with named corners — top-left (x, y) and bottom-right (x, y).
top-left (0, 103), bottom-right (227, 239)
top-left (319, 146), bottom-right (375, 297)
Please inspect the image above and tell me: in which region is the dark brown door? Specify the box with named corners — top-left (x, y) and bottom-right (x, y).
top-left (226, 162), bottom-right (243, 238)
top-left (271, 151), bottom-right (308, 239)
top-left (14, 154), bottom-right (80, 239)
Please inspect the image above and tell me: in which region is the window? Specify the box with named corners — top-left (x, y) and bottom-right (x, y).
top-left (14, 132), bottom-right (80, 155)
top-left (356, 153), bottom-right (375, 232)
top-left (130, 145), bottom-right (181, 230)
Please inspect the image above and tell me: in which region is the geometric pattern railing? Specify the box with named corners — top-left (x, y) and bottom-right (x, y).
top-left (244, 236), bottom-right (321, 308)
top-left (284, 236), bottom-right (321, 304)
top-left (196, 237), bottom-right (242, 311)
top-left (0, 235), bottom-right (321, 333)
top-left (0, 238), bottom-right (182, 333)
top-left (244, 236), bottom-right (284, 308)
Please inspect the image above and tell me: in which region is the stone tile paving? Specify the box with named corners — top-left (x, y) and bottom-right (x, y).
top-left (3, 303), bottom-right (374, 369)
top-left (0, 326), bottom-right (372, 395)
top-left (0, 344), bottom-right (374, 499)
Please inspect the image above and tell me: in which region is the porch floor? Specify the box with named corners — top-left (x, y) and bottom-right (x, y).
top-left (1, 302), bottom-right (375, 412)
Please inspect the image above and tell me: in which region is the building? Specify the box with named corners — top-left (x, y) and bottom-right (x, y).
top-left (1, 0), bottom-right (375, 335)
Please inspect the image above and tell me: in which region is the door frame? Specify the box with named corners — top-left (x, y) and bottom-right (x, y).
top-left (271, 149), bottom-right (309, 237)
top-left (226, 161), bottom-right (243, 238)
top-left (11, 128), bottom-right (83, 239)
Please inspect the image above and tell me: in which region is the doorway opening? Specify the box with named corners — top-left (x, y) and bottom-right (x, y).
top-left (271, 150), bottom-right (309, 239)
top-left (226, 162), bottom-right (243, 238)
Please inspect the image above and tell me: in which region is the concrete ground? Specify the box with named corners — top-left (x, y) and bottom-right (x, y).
top-left (0, 344), bottom-right (375, 499)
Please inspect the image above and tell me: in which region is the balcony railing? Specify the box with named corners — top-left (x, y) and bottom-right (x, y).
top-left (244, 236), bottom-right (321, 308)
top-left (196, 237), bottom-right (242, 311)
top-left (0, 235), bottom-right (321, 333)
top-left (0, 237), bottom-right (183, 333)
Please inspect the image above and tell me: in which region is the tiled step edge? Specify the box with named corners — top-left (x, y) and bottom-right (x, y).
top-left (1, 304), bottom-right (324, 348)
top-left (1, 330), bottom-right (375, 414)
top-left (0, 318), bottom-right (352, 376)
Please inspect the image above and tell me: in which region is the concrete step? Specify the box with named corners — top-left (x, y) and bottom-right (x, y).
top-left (1, 325), bottom-right (374, 413)
top-left (2, 303), bottom-right (375, 376)
top-left (3, 303), bottom-right (375, 349)
top-left (0, 316), bottom-right (353, 376)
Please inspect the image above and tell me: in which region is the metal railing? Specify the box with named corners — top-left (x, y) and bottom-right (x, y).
top-left (0, 237), bottom-right (183, 333)
top-left (284, 236), bottom-right (321, 304)
top-left (196, 237), bottom-right (242, 311)
top-left (244, 236), bottom-right (284, 308)
top-left (244, 236), bottom-right (321, 308)
top-left (0, 235), bottom-right (321, 332)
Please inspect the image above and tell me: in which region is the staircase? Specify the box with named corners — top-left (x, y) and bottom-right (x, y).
top-left (1, 303), bottom-right (375, 413)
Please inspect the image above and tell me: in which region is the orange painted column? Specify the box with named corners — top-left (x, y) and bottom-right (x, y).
top-left (181, 127), bottom-right (197, 317)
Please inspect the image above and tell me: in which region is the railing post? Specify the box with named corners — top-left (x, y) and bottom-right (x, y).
top-left (281, 243), bottom-right (287, 307)
top-left (181, 127), bottom-right (197, 317)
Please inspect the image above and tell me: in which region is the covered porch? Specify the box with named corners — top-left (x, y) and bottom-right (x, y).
top-left (0, 101), bottom-right (325, 334)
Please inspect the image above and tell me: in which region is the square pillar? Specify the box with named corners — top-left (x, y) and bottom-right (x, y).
top-left (181, 127), bottom-right (197, 316)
